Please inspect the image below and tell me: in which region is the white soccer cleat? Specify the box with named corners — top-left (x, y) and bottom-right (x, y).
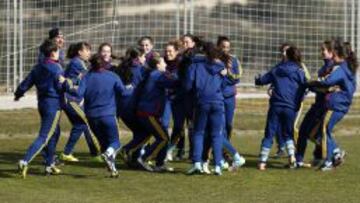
top-left (137, 157), bottom-right (153, 172)
top-left (214, 166), bottom-right (222, 176)
top-left (229, 156), bottom-right (246, 172)
top-left (187, 163), bottom-right (204, 175)
top-left (202, 161), bottom-right (211, 175)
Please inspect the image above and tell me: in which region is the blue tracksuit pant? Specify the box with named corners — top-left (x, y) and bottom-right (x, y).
top-left (202, 113), bottom-right (238, 162)
top-left (296, 105), bottom-right (326, 162)
top-left (63, 101), bottom-right (99, 156)
top-left (138, 115), bottom-right (169, 166)
top-left (224, 96), bottom-right (236, 139)
top-left (161, 98), bottom-right (172, 131)
top-left (168, 99), bottom-right (186, 154)
top-left (321, 110), bottom-right (345, 162)
top-left (88, 116), bottom-right (121, 155)
top-left (120, 112), bottom-right (148, 161)
top-left (259, 106), bottom-right (297, 163)
top-left (192, 103), bottom-right (224, 167)
top-left (23, 106), bottom-right (61, 166)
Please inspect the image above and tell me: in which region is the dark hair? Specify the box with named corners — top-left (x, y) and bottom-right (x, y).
top-left (48, 27), bottom-right (61, 39)
top-left (138, 36), bottom-right (154, 46)
top-left (89, 54), bottom-right (106, 71)
top-left (67, 42), bottom-right (91, 59)
top-left (116, 47), bottom-right (141, 84)
top-left (183, 33), bottom-right (202, 47)
top-left (40, 39), bottom-right (58, 57)
top-left (166, 39), bottom-right (182, 51)
top-left (344, 41), bottom-right (358, 74)
top-left (147, 52), bottom-right (162, 70)
top-left (285, 46), bottom-right (302, 67)
top-left (202, 41), bottom-right (223, 62)
top-left (217, 35), bottom-right (230, 47)
top-left (279, 42), bottom-right (292, 53)
top-left (97, 42), bottom-right (119, 59)
top-left (98, 42), bottom-right (112, 54)
top-left (330, 39), bottom-right (358, 74)
top-left (322, 40), bottom-right (332, 52)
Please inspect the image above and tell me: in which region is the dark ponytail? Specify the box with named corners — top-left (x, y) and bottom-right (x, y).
top-left (285, 46), bottom-right (302, 67)
top-left (203, 41), bottom-right (222, 62)
top-left (331, 39), bottom-right (358, 74)
top-left (344, 42), bottom-right (358, 74)
top-left (89, 54), bottom-right (105, 71)
top-left (115, 47), bottom-right (141, 84)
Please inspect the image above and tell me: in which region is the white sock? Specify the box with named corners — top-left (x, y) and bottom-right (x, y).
top-left (234, 153), bottom-right (241, 161)
top-left (286, 140), bottom-right (295, 157)
top-left (260, 147), bottom-right (270, 162)
top-left (105, 147), bottom-right (115, 157)
top-left (194, 162), bottom-right (202, 169)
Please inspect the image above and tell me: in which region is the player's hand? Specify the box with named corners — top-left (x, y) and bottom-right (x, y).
top-left (220, 68), bottom-right (228, 76)
top-left (59, 75), bottom-right (66, 83)
top-left (14, 95), bottom-right (20, 101)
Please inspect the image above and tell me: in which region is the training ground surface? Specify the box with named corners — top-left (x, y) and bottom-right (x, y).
top-left (0, 97), bottom-right (359, 203)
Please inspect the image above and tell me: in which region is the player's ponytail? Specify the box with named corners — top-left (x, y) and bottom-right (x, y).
top-left (285, 46), bottom-right (302, 68)
top-left (115, 47), bottom-right (141, 84)
top-left (89, 54), bottom-right (105, 71)
top-left (344, 42), bottom-right (358, 75)
top-left (331, 39), bottom-right (358, 75)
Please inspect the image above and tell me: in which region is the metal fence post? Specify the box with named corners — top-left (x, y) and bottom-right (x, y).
top-left (6, 0), bottom-right (11, 92)
top-left (13, 0), bottom-right (18, 92)
top-left (19, 0), bottom-right (23, 81)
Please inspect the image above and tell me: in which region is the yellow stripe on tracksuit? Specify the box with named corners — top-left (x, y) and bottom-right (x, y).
top-left (301, 63), bottom-right (311, 81)
top-left (293, 102), bottom-right (304, 146)
top-left (293, 64), bottom-right (310, 147)
top-left (69, 102), bottom-right (101, 154)
top-left (227, 58), bottom-right (242, 80)
top-left (322, 110), bottom-right (333, 159)
top-left (28, 111), bottom-right (61, 163)
top-left (146, 116), bottom-right (168, 161)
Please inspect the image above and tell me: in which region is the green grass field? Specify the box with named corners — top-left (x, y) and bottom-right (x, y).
top-left (0, 98), bottom-right (360, 203)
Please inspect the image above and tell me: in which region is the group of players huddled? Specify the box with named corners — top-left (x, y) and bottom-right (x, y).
top-left (14, 27), bottom-right (358, 178)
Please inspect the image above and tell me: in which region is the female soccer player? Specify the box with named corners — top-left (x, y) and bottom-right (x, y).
top-left (184, 42), bottom-right (228, 176)
top-left (38, 28), bottom-right (65, 67)
top-left (307, 39), bottom-right (357, 171)
top-left (138, 36), bottom-right (157, 63)
top-left (172, 34), bottom-right (202, 160)
top-left (132, 53), bottom-right (178, 172)
top-left (296, 40), bottom-right (335, 167)
top-left (76, 53), bottom-right (130, 177)
top-left (255, 45), bottom-right (307, 170)
top-left (16, 39), bottom-right (72, 178)
top-left (59, 42), bottom-right (101, 163)
top-left (97, 42), bottom-right (116, 71)
top-left (114, 47), bottom-right (148, 166)
top-left (161, 40), bottom-right (186, 161)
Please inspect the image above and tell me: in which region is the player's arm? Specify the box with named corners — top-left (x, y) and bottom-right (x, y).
top-left (255, 70), bottom-right (273, 86)
top-left (14, 68), bottom-right (35, 101)
top-left (226, 57), bottom-right (242, 85)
